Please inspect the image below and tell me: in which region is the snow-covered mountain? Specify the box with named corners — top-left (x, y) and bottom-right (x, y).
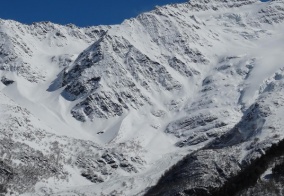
top-left (0, 0), bottom-right (284, 195)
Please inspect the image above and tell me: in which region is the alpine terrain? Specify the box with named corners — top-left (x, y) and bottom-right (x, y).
top-left (1, 0), bottom-right (284, 195)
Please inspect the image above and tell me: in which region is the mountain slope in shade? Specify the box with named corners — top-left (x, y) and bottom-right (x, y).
top-left (0, 0), bottom-right (284, 195)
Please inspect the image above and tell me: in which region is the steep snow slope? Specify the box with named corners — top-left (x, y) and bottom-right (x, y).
top-left (0, 90), bottom-right (144, 195)
top-left (0, 20), bottom-right (110, 140)
top-left (0, 0), bottom-right (284, 195)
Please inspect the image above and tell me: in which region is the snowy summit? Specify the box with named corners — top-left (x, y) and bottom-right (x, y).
top-left (0, 0), bottom-right (284, 195)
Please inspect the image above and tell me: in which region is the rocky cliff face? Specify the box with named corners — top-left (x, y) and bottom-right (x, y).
top-left (0, 0), bottom-right (284, 195)
top-left (0, 19), bottom-right (109, 83)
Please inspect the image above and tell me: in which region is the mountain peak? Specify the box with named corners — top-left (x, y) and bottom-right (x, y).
top-left (1, 0), bottom-right (284, 195)
top-left (186, 0), bottom-right (260, 11)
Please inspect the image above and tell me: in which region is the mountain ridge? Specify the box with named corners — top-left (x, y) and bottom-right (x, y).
top-left (0, 0), bottom-right (284, 195)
